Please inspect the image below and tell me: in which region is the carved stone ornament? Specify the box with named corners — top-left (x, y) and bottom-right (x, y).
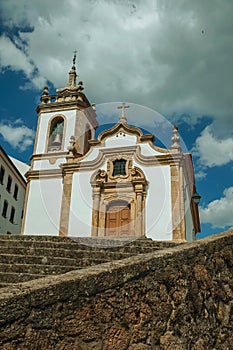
top-left (90, 160), bottom-right (148, 238)
top-left (95, 170), bottom-right (108, 184)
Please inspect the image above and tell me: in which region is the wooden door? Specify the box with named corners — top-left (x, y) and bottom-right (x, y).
top-left (105, 201), bottom-right (130, 237)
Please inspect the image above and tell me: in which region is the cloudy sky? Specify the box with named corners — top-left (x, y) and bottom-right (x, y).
top-left (0, 0), bottom-right (232, 238)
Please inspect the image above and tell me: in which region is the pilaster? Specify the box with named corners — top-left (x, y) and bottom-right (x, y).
top-left (170, 161), bottom-right (186, 241)
top-left (91, 187), bottom-right (101, 237)
top-left (59, 171), bottom-right (73, 236)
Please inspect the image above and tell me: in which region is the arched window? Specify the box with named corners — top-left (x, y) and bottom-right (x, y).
top-left (47, 116), bottom-right (64, 152)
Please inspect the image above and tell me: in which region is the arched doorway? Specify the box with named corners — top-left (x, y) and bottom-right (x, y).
top-left (105, 200), bottom-right (130, 237)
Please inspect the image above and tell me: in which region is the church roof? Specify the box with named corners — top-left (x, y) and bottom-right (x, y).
top-left (89, 111), bottom-right (171, 155)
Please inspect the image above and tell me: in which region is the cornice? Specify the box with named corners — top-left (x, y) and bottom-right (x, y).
top-left (31, 152), bottom-right (68, 161)
top-left (61, 145), bottom-right (184, 173)
top-left (26, 169), bottom-right (63, 181)
top-left (134, 147), bottom-right (183, 166)
top-left (36, 100), bottom-right (90, 114)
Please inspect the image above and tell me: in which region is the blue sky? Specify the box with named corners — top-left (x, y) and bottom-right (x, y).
top-left (0, 0), bottom-right (233, 238)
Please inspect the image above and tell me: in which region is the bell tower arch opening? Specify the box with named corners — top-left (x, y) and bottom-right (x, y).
top-left (47, 116), bottom-right (65, 152)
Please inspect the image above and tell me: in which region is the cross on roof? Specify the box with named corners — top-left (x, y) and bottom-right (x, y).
top-left (117, 102), bottom-right (130, 123)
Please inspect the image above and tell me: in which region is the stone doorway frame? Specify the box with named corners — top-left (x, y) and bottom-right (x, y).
top-left (90, 157), bottom-right (148, 238)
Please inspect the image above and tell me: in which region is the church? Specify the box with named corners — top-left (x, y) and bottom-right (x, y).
top-left (21, 56), bottom-right (200, 242)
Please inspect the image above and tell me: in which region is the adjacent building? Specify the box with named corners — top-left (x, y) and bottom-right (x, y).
top-left (0, 146), bottom-right (29, 234)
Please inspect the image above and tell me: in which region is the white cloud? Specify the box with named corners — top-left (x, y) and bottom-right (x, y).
top-left (0, 34), bottom-right (46, 89)
top-left (0, 120), bottom-right (35, 152)
top-left (200, 187), bottom-right (233, 228)
top-left (0, 34), bottom-right (33, 75)
top-left (195, 170), bottom-right (207, 180)
top-left (0, 0), bottom-right (233, 134)
top-left (193, 126), bottom-right (233, 167)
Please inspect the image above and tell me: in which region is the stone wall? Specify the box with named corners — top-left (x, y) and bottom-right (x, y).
top-left (0, 229), bottom-right (233, 349)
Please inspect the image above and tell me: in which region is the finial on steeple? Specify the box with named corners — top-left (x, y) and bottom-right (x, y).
top-left (42, 85), bottom-right (49, 96)
top-left (73, 50), bottom-right (77, 66)
top-left (77, 81), bottom-right (84, 92)
top-left (117, 102), bottom-right (130, 124)
top-left (171, 125), bottom-right (181, 152)
top-left (68, 51), bottom-right (77, 88)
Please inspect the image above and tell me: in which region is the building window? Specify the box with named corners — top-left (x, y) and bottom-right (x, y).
top-left (2, 200), bottom-right (8, 218)
top-left (13, 184), bottom-right (19, 200)
top-left (112, 159), bottom-right (126, 176)
top-left (10, 206), bottom-right (15, 223)
top-left (0, 166), bottom-right (5, 184)
top-left (6, 175), bottom-right (12, 192)
top-left (48, 116), bottom-right (64, 152)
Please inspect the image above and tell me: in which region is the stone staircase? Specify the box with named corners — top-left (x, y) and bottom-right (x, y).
top-left (0, 235), bottom-right (181, 288)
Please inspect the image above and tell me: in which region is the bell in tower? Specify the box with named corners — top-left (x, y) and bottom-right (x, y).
top-left (51, 133), bottom-right (62, 147)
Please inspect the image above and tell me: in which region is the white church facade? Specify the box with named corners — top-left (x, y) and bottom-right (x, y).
top-left (22, 58), bottom-right (200, 242)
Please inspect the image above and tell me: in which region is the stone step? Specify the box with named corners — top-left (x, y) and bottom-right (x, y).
top-left (0, 235), bottom-right (138, 246)
top-left (68, 236), bottom-right (182, 249)
top-left (0, 239), bottom-right (171, 258)
top-left (0, 234), bottom-right (71, 242)
top-left (0, 235), bottom-right (181, 249)
top-left (0, 234), bottom-right (181, 289)
top-left (0, 263), bottom-right (78, 275)
top-left (0, 238), bottom-right (114, 251)
top-left (0, 246), bottom-right (136, 260)
top-left (0, 282), bottom-right (14, 288)
top-left (101, 245), bottom-right (172, 254)
top-left (0, 252), bottom-right (111, 267)
top-left (0, 238), bottom-right (81, 250)
top-left (0, 272), bottom-right (46, 283)
top-left (0, 253), bottom-right (77, 266)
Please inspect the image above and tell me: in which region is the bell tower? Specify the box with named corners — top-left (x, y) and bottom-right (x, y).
top-left (33, 52), bottom-right (98, 161)
top-left (22, 54), bottom-right (98, 236)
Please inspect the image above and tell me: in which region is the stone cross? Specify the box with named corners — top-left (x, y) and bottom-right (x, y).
top-left (117, 102), bottom-right (130, 123)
